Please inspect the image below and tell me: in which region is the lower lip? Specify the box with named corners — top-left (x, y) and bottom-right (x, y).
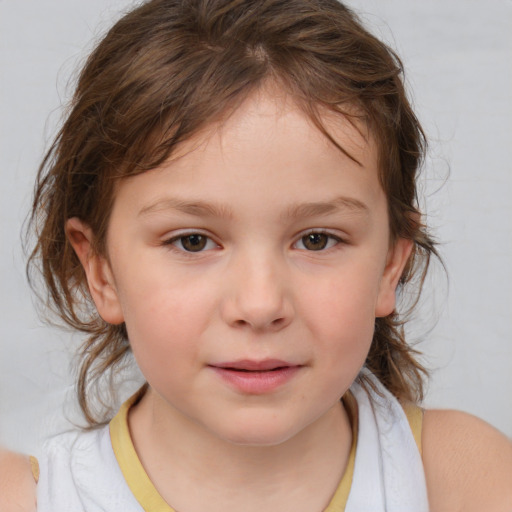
top-left (210, 366), bottom-right (301, 394)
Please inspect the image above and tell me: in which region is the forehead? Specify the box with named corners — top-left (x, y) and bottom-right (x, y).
top-left (174, 84), bottom-right (373, 163)
top-left (112, 86), bottom-right (384, 220)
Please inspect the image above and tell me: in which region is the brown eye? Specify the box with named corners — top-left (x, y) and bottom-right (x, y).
top-left (167, 233), bottom-right (218, 253)
top-left (179, 234), bottom-right (208, 252)
top-left (301, 233), bottom-right (329, 251)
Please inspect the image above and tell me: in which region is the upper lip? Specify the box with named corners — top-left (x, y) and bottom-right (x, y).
top-left (210, 359), bottom-right (298, 371)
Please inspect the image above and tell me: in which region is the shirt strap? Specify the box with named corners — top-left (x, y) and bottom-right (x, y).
top-left (401, 402), bottom-right (424, 455)
top-left (29, 455), bottom-right (40, 484)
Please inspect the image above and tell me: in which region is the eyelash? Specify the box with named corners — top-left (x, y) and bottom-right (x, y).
top-left (163, 232), bottom-right (219, 254)
top-left (293, 230), bottom-right (345, 252)
top-left (162, 230), bottom-right (345, 254)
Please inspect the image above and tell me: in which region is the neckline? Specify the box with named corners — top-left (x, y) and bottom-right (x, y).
top-left (109, 391), bottom-right (357, 512)
top-left (110, 392), bottom-right (172, 511)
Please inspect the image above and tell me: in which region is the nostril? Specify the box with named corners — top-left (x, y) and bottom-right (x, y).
top-left (231, 316), bottom-right (288, 330)
top-left (222, 292), bottom-right (294, 330)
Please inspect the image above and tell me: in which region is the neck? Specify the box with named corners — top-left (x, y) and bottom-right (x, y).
top-left (128, 388), bottom-right (353, 512)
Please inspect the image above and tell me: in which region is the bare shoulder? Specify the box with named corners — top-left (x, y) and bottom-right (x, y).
top-left (422, 409), bottom-right (512, 512)
top-left (0, 448), bottom-right (37, 512)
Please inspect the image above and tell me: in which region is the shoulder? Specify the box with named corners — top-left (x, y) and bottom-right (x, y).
top-left (422, 409), bottom-right (512, 512)
top-left (0, 448), bottom-right (37, 512)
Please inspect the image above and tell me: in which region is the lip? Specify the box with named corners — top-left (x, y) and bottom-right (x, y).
top-left (209, 359), bottom-right (302, 394)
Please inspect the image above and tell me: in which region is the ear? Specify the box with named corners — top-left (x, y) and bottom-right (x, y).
top-left (375, 237), bottom-right (414, 318)
top-left (65, 217), bottom-right (124, 325)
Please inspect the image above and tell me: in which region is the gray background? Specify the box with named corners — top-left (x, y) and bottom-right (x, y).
top-left (1, 0), bottom-right (511, 455)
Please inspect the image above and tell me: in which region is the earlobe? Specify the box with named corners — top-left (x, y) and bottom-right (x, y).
top-left (65, 217), bottom-right (124, 325)
top-left (375, 238), bottom-right (414, 318)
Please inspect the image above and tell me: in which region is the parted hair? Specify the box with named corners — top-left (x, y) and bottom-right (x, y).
top-left (28, 0), bottom-right (437, 425)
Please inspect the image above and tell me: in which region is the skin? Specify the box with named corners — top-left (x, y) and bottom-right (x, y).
top-left (71, 87), bottom-right (406, 512)
top-left (0, 450), bottom-right (36, 512)
top-left (2, 87), bottom-right (511, 511)
top-left (423, 410), bottom-right (512, 512)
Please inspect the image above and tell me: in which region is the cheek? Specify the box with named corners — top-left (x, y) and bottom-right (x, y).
top-left (117, 258), bottom-right (216, 331)
top-left (302, 268), bottom-right (379, 329)
top-left (115, 271), bottom-right (217, 383)
top-left (298, 267), bottom-right (379, 361)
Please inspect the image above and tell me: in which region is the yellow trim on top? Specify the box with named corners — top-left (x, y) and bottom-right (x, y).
top-left (402, 402), bottom-right (424, 455)
top-left (110, 391), bottom-right (358, 512)
top-left (29, 455), bottom-right (39, 484)
top-left (110, 392), bottom-right (175, 512)
top-left (324, 392), bottom-right (358, 511)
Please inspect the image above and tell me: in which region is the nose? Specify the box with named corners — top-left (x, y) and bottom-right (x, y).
top-left (220, 250), bottom-right (294, 332)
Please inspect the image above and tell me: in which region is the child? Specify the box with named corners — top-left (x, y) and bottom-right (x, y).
top-left (2, 0), bottom-right (511, 510)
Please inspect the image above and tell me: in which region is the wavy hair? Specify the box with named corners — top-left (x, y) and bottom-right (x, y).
top-left (28, 0), bottom-right (438, 425)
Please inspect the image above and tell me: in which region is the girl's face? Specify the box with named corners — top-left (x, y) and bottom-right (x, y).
top-left (71, 88), bottom-right (411, 446)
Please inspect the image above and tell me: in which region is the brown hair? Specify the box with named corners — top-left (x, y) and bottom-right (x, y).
top-left (28, 0), bottom-right (438, 425)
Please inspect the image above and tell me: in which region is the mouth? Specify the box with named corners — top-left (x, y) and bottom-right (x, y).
top-left (211, 359), bottom-right (298, 372)
top-left (208, 359), bottom-right (303, 394)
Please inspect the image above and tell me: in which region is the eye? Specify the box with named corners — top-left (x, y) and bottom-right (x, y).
top-left (294, 232), bottom-right (341, 251)
top-left (168, 233), bottom-right (218, 252)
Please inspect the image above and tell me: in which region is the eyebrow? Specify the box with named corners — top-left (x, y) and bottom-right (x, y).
top-left (138, 198), bottom-right (234, 219)
top-left (138, 195), bottom-right (369, 220)
top-left (281, 196), bottom-right (369, 221)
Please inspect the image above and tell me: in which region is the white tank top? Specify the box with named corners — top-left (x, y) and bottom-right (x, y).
top-left (36, 370), bottom-right (429, 511)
